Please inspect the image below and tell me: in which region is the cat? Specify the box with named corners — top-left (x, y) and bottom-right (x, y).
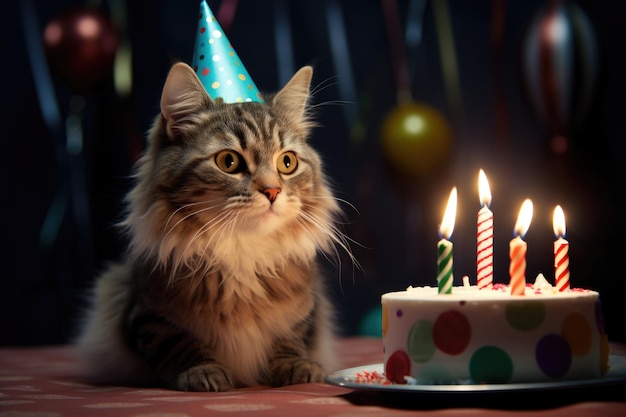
top-left (75, 62), bottom-right (353, 391)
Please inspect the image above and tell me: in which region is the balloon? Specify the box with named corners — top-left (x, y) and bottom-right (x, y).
top-left (522, 0), bottom-right (597, 146)
top-left (380, 102), bottom-right (452, 178)
top-left (44, 8), bottom-right (119, 92)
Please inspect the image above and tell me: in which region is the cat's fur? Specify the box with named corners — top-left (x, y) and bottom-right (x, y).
top-left (75, 62), bottom-right (350, 391)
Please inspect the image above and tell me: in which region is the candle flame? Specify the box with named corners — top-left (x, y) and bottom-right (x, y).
top-left (439, 187), bottom-right (457, 239)
top-left (514, 199), bottom-right (533, 238)
top-left (478, 169), bottom-right (492, 207)
top-left (553, 205), bottom-right (566, 238)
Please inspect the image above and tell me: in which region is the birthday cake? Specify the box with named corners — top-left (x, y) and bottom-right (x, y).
top-left (381, 276), bottom-right (609, 384)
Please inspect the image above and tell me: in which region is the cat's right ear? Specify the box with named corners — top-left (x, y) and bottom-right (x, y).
top-left (160, 62), bottom-right (212, 138)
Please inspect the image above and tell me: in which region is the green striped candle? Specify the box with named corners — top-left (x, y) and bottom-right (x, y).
top-left (437, 187), bottom-right (457, 295)
top-left (437, 239), bottom-right (453, 294)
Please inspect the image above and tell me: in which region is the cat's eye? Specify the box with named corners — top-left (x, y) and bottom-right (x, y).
top-left (215, 150), bottom-right (245, 174)
top-left (277, 151), bottom-right (298, 175)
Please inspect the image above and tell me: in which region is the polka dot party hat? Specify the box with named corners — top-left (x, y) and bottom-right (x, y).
top-left (192, 0), bottom-right (264, 103)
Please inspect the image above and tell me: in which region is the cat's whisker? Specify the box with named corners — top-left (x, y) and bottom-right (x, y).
top-left (308, 100), bottom-right (354, 111)
top-left (296, 216), bottom-right (341, 271)
top-left (308, 196), bottom-right (360, 216)
top-left (165, 206), bottom-right (235, 284)
top-left (293, 212), bottom-right (357, 297)
top-left (161, 201), bottom-right (228, 256)
top-left (200, 210), bottom-right (240, 269)
top-left (163, 200), bottom-right (212, 232)
top-left (301, 203), bottom-right (364, 250)
top-left (177, 209), bottom-right (233, 265)
top-left (163, 199), bottom-right (227, 238)
top-left (296, 209), bottom-right (361, 272)
top-left (309, 76), bottom-right (339, 98)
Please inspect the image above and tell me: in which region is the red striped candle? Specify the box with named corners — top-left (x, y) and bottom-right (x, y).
top-left (553, 205), bottom-right (570, 292)
top-left (477, 169), bottom-right (493, 289)
top-left (509, 199), bottom-right (533, 296)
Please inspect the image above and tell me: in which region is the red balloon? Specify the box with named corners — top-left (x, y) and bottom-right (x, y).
top-left (43, 8), bottom-right (119, 92)
top-left (522, 1), bottom-right (597, 142)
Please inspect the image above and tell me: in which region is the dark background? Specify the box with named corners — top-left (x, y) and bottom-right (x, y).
top-left (2, 0), bottom-right (625, 345)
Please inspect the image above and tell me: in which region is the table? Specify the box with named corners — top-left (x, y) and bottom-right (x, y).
top-left (1, 338), bottom-right (625, 416)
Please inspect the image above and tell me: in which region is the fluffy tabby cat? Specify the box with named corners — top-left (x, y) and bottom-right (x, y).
top-left (76, 62), bottom-right (351, 391)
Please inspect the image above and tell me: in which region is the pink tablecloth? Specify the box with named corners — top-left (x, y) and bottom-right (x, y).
top-left (1, 338), bottom-right (625, 416)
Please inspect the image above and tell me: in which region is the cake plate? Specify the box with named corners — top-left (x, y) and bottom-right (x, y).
top-left (325, 354), bottom-right (626, 393)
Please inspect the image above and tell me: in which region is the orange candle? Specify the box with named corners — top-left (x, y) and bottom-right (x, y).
top-left (509, 199), bottom-right (533, 296)
top-left (553, 205), bottom-right (570, 292)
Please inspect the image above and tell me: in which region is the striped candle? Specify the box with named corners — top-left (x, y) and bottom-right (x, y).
top-left (553, 205), bottom-right (570, 292)
top-left (437, 239), bottom-right (453, 294)
top-left (509, 199), bottom-right (533, 296)
top-left (437, 187), bottom-right (457, 295)
top-left (477, 169), bottom-right (493, 289)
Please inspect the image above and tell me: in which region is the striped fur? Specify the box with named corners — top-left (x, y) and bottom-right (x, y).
top-left (75, 63), bottom-right (351, 391)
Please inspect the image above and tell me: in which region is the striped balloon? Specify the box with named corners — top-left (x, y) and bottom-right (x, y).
top-left (522, 1), bottom-right (597, 144)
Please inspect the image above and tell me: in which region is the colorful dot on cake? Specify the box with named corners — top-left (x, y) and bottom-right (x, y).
top-left (561, 312), bottom-right (592, 356)
top-left (505, 301), bottom-right (546, 331)
top-left (407, 320), bottom-right (435, 363)
top-left (396, 309), bottom-right (403, 318)
top-left (433, 310), bottom-right (471, 355)
top-left (385, 350), bottom-right (411, 384)
top-left (536, 334), bottom-right (572, 378)
top-left (469, 346), bottom-right (513, 383)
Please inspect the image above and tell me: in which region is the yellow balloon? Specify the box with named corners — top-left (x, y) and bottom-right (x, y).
top-left (380, 102), bottom-right (452, 177)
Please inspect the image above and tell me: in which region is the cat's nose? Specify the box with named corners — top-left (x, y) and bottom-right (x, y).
top-left (261, 187), bottom-right (281, 203)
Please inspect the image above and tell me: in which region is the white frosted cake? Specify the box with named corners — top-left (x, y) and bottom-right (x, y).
top-left (381, 276), bottom-right (609, 384)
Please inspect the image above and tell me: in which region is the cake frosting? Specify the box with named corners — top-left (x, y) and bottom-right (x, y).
top-left (381, 276), bottom-right (609, 384)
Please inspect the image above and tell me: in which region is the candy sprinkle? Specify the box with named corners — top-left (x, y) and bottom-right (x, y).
top-left (354, 370), bottom-right (391, 385)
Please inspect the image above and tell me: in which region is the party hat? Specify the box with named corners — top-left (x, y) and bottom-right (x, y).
top-left (192, 0), bottom-right (264, 103)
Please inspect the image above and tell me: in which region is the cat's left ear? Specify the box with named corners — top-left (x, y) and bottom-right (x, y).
top-left (273, 66), bottom-right (313, 123)
top-left (160, 62), bottom-right (211, 138)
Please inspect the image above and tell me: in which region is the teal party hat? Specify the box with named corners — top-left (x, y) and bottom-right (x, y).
top-left (192, 0), bottom-right (264, 103)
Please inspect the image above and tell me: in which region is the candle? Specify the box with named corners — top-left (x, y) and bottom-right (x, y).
top-left (477, 169), bottom-right (494, 289)
top-left (438, 187), bottom-right (457, 295)
top-left (553, 205), bottom-right (570, 291)
top-left (509, 199), bottom-right (533, 296)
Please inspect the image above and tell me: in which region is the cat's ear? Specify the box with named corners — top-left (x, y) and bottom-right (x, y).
top-left (160, 62), bottom-right (212, 138)
top-left (273, 66), bottom-right (313, 123)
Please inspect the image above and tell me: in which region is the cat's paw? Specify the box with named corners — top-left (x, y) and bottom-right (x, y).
top-left (270, 358), bottom-right (326, 387)
top-left (174, 364), bottom-right (233, 392)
